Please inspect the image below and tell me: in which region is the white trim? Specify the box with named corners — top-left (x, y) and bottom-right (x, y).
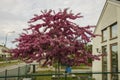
top-left (94, 0), bottom-right (120, 34)
top-left (108, 0), bottom-right (120, 7)
top-left (94, 0), bottom-right (108, 33)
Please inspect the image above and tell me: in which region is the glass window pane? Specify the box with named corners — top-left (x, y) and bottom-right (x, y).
top-left (102, 29), bottom-right (107, 41)
top-left (102, 45), bottom-right (107, 80)
top-left (111, 44), bottom-right (118, 80)
top-left (111, 23), bottom-right (117, 38)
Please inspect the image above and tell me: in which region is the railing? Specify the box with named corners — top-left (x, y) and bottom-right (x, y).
top-left (0, 71), bottom-right (120, 80)
top-left (0, 65), bottom-right (30, 80)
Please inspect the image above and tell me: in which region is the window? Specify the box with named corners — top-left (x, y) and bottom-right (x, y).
top-left (102, 28), bottom-right (107, 42)
top-left (110, 43), bottom-right (118, 80)
top-left (102, 45), bottom-right (107, 80)
top-left (110, 22), bottom-right (117, 39)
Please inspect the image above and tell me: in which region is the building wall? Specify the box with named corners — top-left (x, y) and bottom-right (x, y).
top-left (0, 45), bottom-right (9, 58)
top-left (117, 6), bottom-right (120, 80)
top-left (92, 3), bottom-right (119, 80)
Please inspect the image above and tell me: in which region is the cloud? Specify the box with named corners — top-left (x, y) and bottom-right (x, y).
top-left (0, 0), bottom-right (106, 48)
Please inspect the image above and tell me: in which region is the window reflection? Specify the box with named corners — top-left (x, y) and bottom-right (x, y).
top-left (102, 45), bottom-right (107, 80)
top-left (102, 28), bottom-right (107, 42)
top-left (110, 23), bottom-right (117, 39)
top-left (111, 43), bottom-right (118, 80)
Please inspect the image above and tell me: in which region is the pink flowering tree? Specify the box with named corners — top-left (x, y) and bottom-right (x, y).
top-left (7, 8), bottom-right (101, 70)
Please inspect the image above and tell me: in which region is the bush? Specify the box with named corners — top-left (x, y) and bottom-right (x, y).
top-left (0, 58), bottom-right (4, 61)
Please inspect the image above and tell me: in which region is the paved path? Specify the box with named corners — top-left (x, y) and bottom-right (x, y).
top-left (0, 62), bottom-right (26, 72)
top-left (0, 60), bottom-right (18, 63)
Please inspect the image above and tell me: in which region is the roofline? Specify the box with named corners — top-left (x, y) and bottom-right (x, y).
top-left (0, 45), bottom-right (4, 47)
top-left (94, 0), bottom-right (120, 34)
top-left (94, 0), bottom-right (108, 33)
top-left (108, 0), bottom-right (120, 7)
top-left (0, 45), bottom-right (9, 49)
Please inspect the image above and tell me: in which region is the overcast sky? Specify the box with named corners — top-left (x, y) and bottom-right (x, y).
top-left (0, 0), bottom-right (106, 48)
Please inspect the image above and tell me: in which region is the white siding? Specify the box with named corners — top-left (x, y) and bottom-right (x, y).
top-left (117, 6), bottom-right (120, 80)
top-left (92, 2), bottom-right (120, 80)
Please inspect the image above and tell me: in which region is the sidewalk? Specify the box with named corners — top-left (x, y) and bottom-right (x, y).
top-left (0, 62), bottom-right (26, 72)
top-left (0, 60), bottom-right (18, 63)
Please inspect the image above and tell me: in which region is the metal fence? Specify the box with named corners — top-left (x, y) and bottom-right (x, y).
top-left (0, 71), bottom-right (120, 80)
top-left (0, 65), bottom-right (30, 80)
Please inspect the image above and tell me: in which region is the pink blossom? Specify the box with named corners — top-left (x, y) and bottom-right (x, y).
top-left (6, 8), bottom-right (101, 66)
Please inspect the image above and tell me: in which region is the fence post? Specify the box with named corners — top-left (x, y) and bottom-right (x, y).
top-left (33, 64), bottom-right (36, 73)
top-left (65, 71), bottom-right (67, 80)
top-left (88, 76), bottom-right (91, 80)
top-left (5, 69), bottom-right (7, 80)
top-left (17, 67), bottom-right (20, 80)
top-left (25, 65), bottom-right (28, 78)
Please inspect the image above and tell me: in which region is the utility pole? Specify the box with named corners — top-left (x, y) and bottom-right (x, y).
top-left (4, 31), bottom-right (15, 47)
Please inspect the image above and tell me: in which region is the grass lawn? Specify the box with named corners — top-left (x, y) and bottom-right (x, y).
top-left (35, 70), bottom-right (94, 80)
top-left (35, 64), bottom-right (92, 80)
top-left (61, 64), bottom-right (91, 69)
top-left (35, 70), bottom-right (53, 80)
top-left (0, 60), bottom-right (20, 68)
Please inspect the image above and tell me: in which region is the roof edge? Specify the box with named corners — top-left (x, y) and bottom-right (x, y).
top-left (94, 0), bottom-right (108, 34)
top-left (108, 0), bottom-right (120, 7)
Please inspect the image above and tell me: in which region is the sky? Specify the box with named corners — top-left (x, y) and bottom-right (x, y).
top-left (0, 0), bottom-right (106, 48)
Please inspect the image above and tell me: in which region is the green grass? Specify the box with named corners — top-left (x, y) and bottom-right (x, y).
top-left (35, 70), bottom-right (95, 80)
top-left (0, 61), bottom-right (19, 68)
top-left (35, 64), bottom-right (92, 80)
top-left (0, 58), bottom-right (4, 61)
top-left (35, 70), bottom-right (53, 80)
top-left (36, 76), bottom-right (52, 80)
top-left (36, 75), bottom-right (78, 80)
top-left (61, 64), bottom-right (91, 69)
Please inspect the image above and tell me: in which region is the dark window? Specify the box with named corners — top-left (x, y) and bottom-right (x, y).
top-left (110, 22), bottom-right (117, 39)
top-left (102, 28), bottom-right (107, 42)
top-left (110, 43), bottom-right (118, 80)
top-left (102, 45), bottom-right (107, 80)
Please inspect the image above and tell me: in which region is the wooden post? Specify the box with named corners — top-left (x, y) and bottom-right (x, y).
top-left (5, 69), bottom-right (7, 80)
top-left (17, 67), bottom-right (20, 80)
top-left (33, 64), bottom-right (36, 73)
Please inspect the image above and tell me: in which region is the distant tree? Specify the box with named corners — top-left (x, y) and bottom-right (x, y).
top-left (85, 44), bottom-right (92, 53)
top-left (7, 8), bottom-right (101, 67)
top-left (85, 44), bottom-right (93, 63)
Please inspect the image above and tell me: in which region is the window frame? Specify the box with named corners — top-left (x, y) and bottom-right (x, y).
top-left (110, 43), bottom-right (118, 80)
top-left (102, 28), bottom-right (107, 42)
top-left (102, 45), bottom-right (107, 80)
top-left (110, 22), bottom-right (117, 40)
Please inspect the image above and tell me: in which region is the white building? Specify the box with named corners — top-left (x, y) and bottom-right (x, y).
top-left (92, 0), bottom-right (120, 80)
top-left (0, 45), bottom-right (10, 59)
